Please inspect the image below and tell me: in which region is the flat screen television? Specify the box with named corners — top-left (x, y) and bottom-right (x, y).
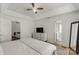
top-left (36, 27), bottom-right (44, 33)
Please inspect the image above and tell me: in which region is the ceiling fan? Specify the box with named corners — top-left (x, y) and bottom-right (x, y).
top-left (26, 3), bottom-right (44, 14)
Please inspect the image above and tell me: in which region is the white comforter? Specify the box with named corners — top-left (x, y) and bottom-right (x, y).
top-left (21, 38), bottom-right (56, 55)
top-left (0, 40), bottom-right (40, 55)
top-left (0, 38), bottom-right (56, 55)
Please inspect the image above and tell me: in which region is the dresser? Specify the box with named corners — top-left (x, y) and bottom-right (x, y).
top-left (32, 33), bottom-right (47, 42)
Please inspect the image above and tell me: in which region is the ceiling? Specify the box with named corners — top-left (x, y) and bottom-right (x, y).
top-left (1, 3), bottom-right (79, 20)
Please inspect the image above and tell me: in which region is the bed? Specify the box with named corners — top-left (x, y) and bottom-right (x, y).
top-left (0, 40), bottom-right (40, 55)
top-left (21, 38), bottom-right (56, 55)
top-left (0, 38), bottom-right (56, 55)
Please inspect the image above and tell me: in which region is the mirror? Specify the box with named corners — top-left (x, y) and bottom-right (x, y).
top-left (12, 21), bottom-right (20, 41)
top-left (70, 21), bottom-right (79, 54)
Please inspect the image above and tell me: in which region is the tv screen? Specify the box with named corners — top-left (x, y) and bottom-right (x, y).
top-left (36, 27), bottom-right (43, 33)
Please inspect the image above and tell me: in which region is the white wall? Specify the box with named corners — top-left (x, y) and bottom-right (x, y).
top-left (0, 17), bottom-right (11, 42)
top-left (35, 11), bottom-right (79, 47)
top-left (35, 19), bottom-right (56, 43)
top-left (0, 10), bottom-right (34, 42)
top-left (0, 20), bottom-right (1, 39)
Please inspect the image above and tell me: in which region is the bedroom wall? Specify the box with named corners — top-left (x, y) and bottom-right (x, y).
top-left (35, 11), bottom-right (79, 47)
top-left (0, 10), bottom-right (34, 42)
top-left (35, 18), bottom-right (56, 43)
top-left (0, 15), bottom-right (1, 41)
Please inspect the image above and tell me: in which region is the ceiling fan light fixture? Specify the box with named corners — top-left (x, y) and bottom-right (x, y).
top-left (26, 3), bottom-right (43, 14)
top-left (33, 8), bottom-right (37, 13)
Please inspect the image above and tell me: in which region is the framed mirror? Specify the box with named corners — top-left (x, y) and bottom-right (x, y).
top-left (69, 21), bottom-right (79, 54)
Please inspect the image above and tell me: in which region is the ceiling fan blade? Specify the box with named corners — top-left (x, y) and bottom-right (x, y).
top-left (26, 9), bottom-right (32, 10)
top-left (31, 3), bottom-right (35, 8)
top-left (37, 8), bottom-right (44, 10)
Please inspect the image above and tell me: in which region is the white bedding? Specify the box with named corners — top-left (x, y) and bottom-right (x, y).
top-left (21, 38), bottom-right (56, 55)
top-left (0, 38), bottom-right (56, 55)
top-left (0, 40), bottom-right (40, 55)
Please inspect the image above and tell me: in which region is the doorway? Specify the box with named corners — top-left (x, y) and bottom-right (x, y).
top-left (55, 21), bottom-right (62, 46)
top-left (12, 21), bottom-right (20, 41)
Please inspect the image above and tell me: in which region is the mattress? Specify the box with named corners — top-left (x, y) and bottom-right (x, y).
top-left (0, 40), bottom-right (40, 55)
top-left (21, 38), bottom-right (56, 55)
